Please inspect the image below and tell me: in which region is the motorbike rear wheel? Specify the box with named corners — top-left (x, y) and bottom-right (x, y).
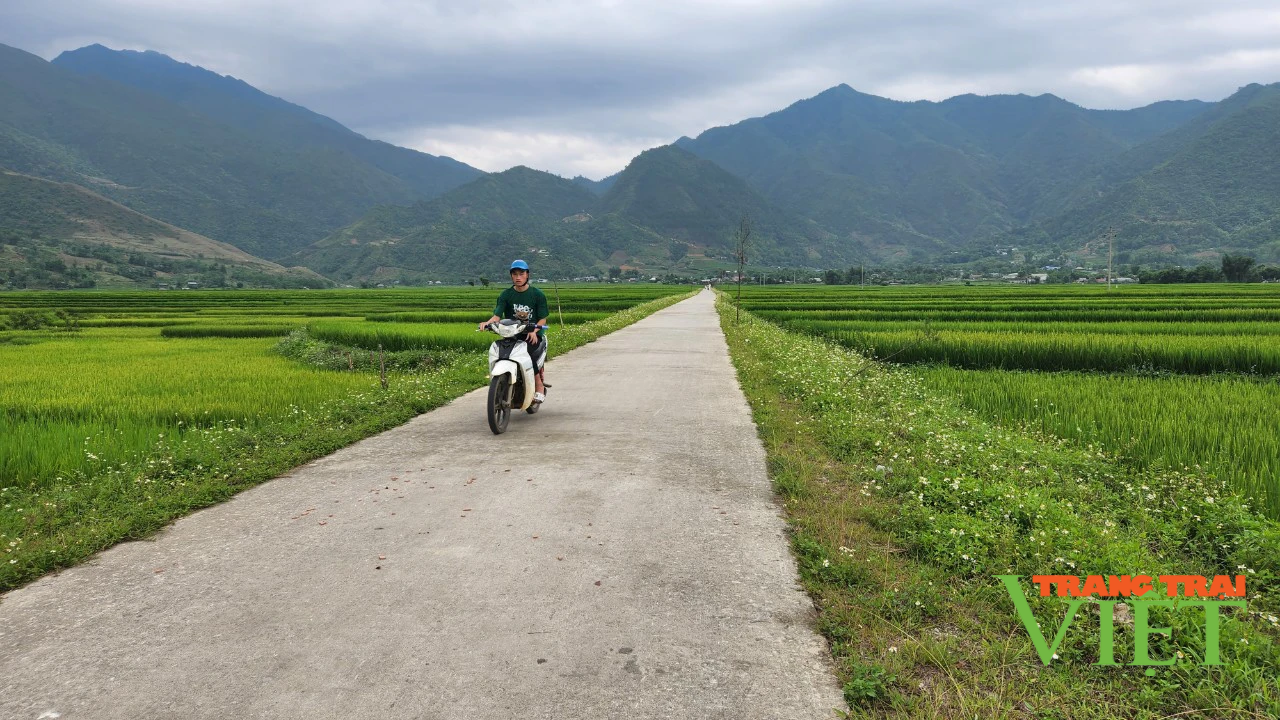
top-left (487, 375), bottom-right (511, 434)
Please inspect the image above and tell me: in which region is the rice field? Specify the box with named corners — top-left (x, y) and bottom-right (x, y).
top-left (0, 285), bottom-right (685, 490)
top-left (717, 292), bottom-right (1280, 716)
top-left (736, 282), bottom-right (1280, 518)
top-left (364, 311), bottom-right (610, 324)
top-left (917, 368), bottom-right (1280, 515)
top-left (800, 325), bottom-right (1280, 373)
top-left (0, 329), bottom-right (373, 484)
top-left (308, 321), bottom-right (494, 352)
top-left (0, 284), bottom-right (691, 588)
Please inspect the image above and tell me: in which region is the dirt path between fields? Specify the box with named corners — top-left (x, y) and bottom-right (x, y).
top-left (0, 289), bottom-right (845, 720)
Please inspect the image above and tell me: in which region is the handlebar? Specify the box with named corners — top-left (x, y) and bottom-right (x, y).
top-left (477, 321), bottom-right (545, 333)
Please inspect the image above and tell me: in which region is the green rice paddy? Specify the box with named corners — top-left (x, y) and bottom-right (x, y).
top-left (737, 283), bottom-right (1280, 517)
top-left (0, 285), bottom-right (690, 589)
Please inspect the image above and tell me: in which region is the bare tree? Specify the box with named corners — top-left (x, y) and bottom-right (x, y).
top-left (734, 214), bottom-right (751, 324)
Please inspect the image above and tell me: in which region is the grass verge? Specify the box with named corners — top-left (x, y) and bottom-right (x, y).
top-left (0, 290), bottom-right (695, 592)
top-left (717, 295), bottom-right (1279, 719)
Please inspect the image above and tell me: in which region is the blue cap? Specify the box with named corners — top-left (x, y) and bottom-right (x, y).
top-left (510, 259), bottom-right (529, 271)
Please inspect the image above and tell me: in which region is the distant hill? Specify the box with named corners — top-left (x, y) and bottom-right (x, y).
top-left (299, 148), bottom-right (864, 282)
top-left (1023, 83), bottom-right (1280, 265)
top-left (294, 167), bottom-right (666, 283)
top-left (0, 43), bottom-right (480, 261)
top-left (599, 145), bottom-right (852, 266)
top-left (311, 77), bottom-right (1271, 282)
top-left (572, 173), bottom-right (619, 195)
top-left (0, 169), bottom-right (326, 289)
top-left (677, 85), bottom-right (1211, 261)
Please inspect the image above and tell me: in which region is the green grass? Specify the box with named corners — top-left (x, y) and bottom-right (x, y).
top-left (718, 294), bottom-right (1280, 718)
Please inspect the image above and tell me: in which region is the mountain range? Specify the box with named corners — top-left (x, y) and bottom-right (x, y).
top-left (0, 43), bottom-right (479, 264)
top-left (2, 41), bottom-right (1277, 287)
top-left (677, 86), bottom-right (1213, 261)
top-left (295, 146), bottom-right (861, 283)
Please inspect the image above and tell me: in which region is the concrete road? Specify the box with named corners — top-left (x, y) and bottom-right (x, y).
top-left (0, 290), bottom-right (845, 720)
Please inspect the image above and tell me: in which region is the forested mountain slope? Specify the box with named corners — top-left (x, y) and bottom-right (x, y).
top-left (1024, 83), bottom-right (1280, 264)
top-left (0, 43), bottom-right (478, 261)
top-left (0, 168), bottom-right (324, 288)
top-left (52, 45), bottom-right (480, 200)
top-left (677, 85), bottom-right (1210, 260)
top-left (295, 167), bottom-right (659, 283)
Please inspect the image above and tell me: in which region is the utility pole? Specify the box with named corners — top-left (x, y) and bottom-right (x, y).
top-left (861, 262), bottom-right (865, 289)
top-left (734, 214), bottom-right (751, 324)
top-left (551, 279), bottom-right (564, 326)
top-left (1106, 226), bottom-right (1116, 291)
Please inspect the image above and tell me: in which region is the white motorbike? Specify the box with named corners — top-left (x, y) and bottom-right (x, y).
top-left (481, 319), bottom-right (545, 434)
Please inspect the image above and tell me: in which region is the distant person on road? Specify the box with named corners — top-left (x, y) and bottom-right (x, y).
top-left (479, 260), bottom-right (549, 403)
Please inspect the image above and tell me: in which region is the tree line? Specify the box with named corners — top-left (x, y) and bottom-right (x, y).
top-left (1139, 255), bottom-right (1279, 284)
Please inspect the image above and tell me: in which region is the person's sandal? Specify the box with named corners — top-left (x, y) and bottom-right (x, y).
top-left (534, 391), bottom-right (546, 403)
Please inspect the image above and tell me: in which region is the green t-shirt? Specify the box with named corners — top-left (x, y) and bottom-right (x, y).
top-left (494, 285), bottom-right (549, 337)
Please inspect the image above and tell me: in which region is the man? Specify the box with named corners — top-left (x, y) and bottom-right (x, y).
top-left (479, 260), bottom-right (549, 403)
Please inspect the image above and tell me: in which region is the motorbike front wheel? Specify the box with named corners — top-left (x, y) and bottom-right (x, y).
top-left (487, 375), bottom-right (511, 434)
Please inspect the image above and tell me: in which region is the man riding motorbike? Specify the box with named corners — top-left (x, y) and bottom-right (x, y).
top-left (478, 260), bottom-right (549, 403)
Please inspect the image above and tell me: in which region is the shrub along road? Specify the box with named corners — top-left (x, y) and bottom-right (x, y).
top-left (0, 290), bottom-right (845, 719)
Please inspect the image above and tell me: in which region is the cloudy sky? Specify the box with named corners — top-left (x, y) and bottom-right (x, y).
top-left (4, 1), bottom-right (1279, 178)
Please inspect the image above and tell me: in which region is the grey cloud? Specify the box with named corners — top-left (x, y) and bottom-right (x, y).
top-left (2, 0), bottom-right (1278, 177)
